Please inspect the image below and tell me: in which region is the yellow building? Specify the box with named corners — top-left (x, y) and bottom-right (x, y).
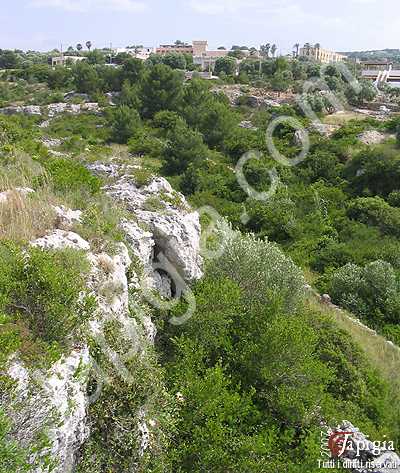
top-left (299, 46), bottom-right (346, 63)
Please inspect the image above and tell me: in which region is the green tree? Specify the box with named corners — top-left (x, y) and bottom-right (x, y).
top-left (108, 105), bottom-right (142, 144)
top-left (162, 52), bottom-right (186, 70)
top-left (118, 80), bottom-right (141, 109)
top-left (140, 63), bottom-right (183, 118)
top-left (121, 57), bottom-right (144, 83)
top-left (161, 118), bottom-right (209, 174)
top-left (72, 61), bottom-right (102, 94)
top-left (214, 56), bottom-right (237, 77)
top-left (0, 50), bottom-right (19, 69)
top-left (345, 80), bottom-right (376, 106)
top-left (86, 49), bottom-right (106, 65)
top-left (271, 70), bottom-right (293, 92)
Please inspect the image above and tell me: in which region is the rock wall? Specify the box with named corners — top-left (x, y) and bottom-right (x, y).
top-left (0, 102), bottom-right (101, 117)
top-left (2, 162), bottom-right (203, 471)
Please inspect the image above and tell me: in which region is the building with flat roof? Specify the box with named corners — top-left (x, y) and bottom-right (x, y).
top-left (113, 47), bottom-right (154, 61)
top-left (156, 43), bottom-right (193, 55)
top-left (192, 40), bottom-right (231, 71)
top-left (50, 56), bottom-right (87, 67)
top-left (299, 46), bottom-right (347, 63)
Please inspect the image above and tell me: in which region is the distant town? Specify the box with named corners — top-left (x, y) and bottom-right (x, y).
top-left (51, 40), bottom-right (347, 70)
top-left (45, 40), bottom-right (400, 87)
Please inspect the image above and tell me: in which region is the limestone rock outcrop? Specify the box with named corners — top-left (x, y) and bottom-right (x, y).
top-left (0, 102), bottom-right (101, 117)
top-left (89, 162), bottom-right (203, 296)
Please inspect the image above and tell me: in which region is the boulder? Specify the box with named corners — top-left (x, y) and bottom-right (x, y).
top-left (31, 230), bottom-right (90, 251)
top-left (0, 187), bottom-right (34, 204)
top-left (53, 206), bottom-right (83, 229)
top-left (358, 130), bottom-right (389, 145)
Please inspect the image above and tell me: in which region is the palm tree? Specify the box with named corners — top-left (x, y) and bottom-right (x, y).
top-left (86, 41), bottom-right (92, 51)
top-left (303, 42), bottom-right (312, 56)
top-left (260, 43), bottom-right (271, 58)
top-left (76, 43), bottom-right (83, 54)
top-left (271, 44), bottom-right (277, 58)
top-left (293, 43), bottom-right (300, 57)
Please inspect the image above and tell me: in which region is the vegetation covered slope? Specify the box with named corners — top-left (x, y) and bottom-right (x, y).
top-left (0, 54), bottom-right (399, 472)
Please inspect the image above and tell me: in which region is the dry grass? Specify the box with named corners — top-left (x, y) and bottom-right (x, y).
top-left (97, 254), bottom-right (116, 275)
top-left (308, 298), bottom-right (400, 390)
top-left (333, 308), bottom-right (400, 389)
top-left (0, 153), bottom-right (58, 242)
top-left (323, 110), bottom-right (369, 125)
top-left (0, 188), bottom-right (57, 242)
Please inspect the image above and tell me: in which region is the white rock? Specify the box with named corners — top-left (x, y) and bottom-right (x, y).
top-left (53, 206), bottom-right (83, 228)
top-left (31, 230), bottom-right (90, 251)
top-left (0, 105), bottom-right (42, 116)
top-left (88, 243), bottom-right (131, 315)
top-left (137, 407), bottom-right (150, 457)
top-left (105, 176), bottom-right (203, 283)
top-left (41, 137), bottom-right (63, 148)
top-left (87, 162), bottom-right (121, 178)
top-left (120, 219), bottom-right (154, 267)
top-left (43, 348), bottom-right (90, 472)
top-left (0, 187), bottom-right (35, 204)
top-left (7, 349), bottom-right (90, 473)
top-left (47, 102), bottom-right (101, 118)
top-left (136, 208), bottom-right (203, 281)
top-left (358, 129), bottom-right (389, 145)
top-left (7, 358), bottom-right (30, 393)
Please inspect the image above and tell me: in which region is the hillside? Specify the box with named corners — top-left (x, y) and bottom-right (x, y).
top-left (341, 48), bottom-right (400, 62)
top-left (0, 55), bottom-right (400, 472)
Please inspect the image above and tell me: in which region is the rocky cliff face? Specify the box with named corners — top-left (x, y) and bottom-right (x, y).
top-left (88, 161), bottom-right (203, 295)
top-left (3, 160), bottom-right (203, 471)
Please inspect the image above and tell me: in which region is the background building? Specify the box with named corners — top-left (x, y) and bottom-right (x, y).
top-left (156, 43), bottom-right (193, 55)
top-left (113, 47), bottom-right (154, 60)
top-left (192, 40), bottom-right (230, 71)
top-left (50, 56), bottom-right (87, 67)
top-left (299, 45), bottom-right (347, 63)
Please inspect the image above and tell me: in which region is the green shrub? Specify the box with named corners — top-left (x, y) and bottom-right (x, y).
top-left (0, 242), bottom-right (94, 364)
top-left (347, 196), bottom-right (400, 237)
top-left (208, 226), bottom-right (305, 313)
top-left (108, 105), bottom-right (142, 144)
top-left (0, 409), bottom-right (29, 473)
top-left (330, 260), bottom-right (400, 327)
top-left (37, 157), bottom-right (102, 203)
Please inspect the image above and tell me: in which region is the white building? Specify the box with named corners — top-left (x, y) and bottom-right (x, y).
top-left (192, 40), bottom-right (230, 71)
top-left (51, 56), bottom-right (87, 67)
top-left (299, 46), bottom-right (346, 63)
top-left (113, 47), bottom-right (154, 61)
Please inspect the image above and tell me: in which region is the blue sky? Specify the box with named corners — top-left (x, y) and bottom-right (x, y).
top-left (1, 0), bottom-right (399, 53)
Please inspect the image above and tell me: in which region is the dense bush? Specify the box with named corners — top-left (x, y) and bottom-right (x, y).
top-left (159, 239), bottom-right (394, 471)
top-left (345, 146), bottom-right (400, 198)
top-left (330, 260), bottom-right (400, 327)
top-left (35, 157), bottom-right (101, 206)
top-left (0, 409), bottom-right (28, 472)
top-left (208, 227), bottom-right (305, 313)
top-left (347, 196), bottom-right (400, 237)
top-left (108, 105), bottom-right (142, 144)
top-left (0, 242), bottom-right (94, 362)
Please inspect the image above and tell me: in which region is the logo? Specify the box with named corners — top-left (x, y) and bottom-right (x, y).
top-left (319, 427), bottom-right (398, 470)
top-left (327, 431), bottom-right (354, 458)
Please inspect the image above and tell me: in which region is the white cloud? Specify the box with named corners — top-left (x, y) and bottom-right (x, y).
top-left (189, 0), bottom-right (262, 15)
top-left (30, 0), bottom-right (147, 13)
